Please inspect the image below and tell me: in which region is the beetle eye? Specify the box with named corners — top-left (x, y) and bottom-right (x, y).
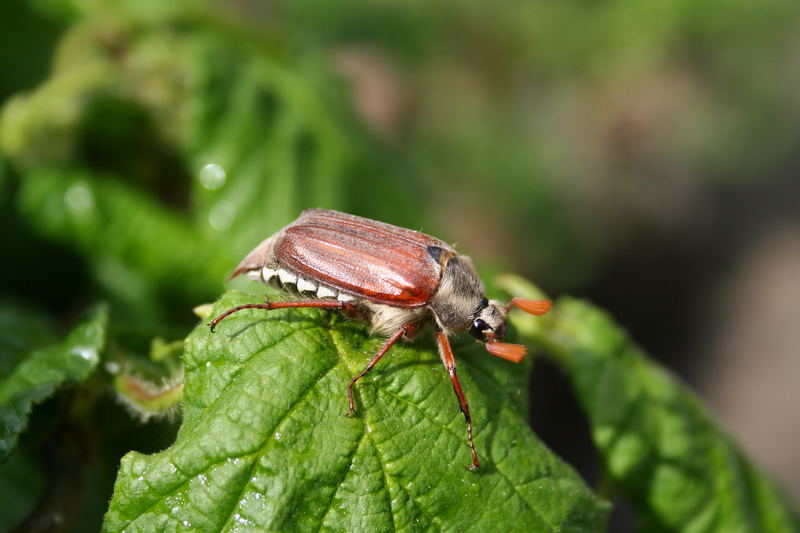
top-left (469, 318), bottom-right (490, 339)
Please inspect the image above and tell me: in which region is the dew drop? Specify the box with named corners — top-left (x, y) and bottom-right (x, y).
top-left (131, 458), bottom-right (146, 476)
top-left (64, 181), bottom-right (94, 215)
top-left (199, 163), bottom-right (226, 190)
top-left (209, 201), bottom-right (236, 230)
top-left (72, 346), bottom-right (98, 363)
top-left (274, 432), bottom-right (282, 440)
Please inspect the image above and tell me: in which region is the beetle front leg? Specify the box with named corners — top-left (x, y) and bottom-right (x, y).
top-left (436, 330), bottom-right (480, 471)
top-left (346, 324), bottom-right (412, 416)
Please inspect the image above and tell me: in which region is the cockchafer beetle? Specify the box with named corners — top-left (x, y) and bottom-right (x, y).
top-left (209, 209), bottom-right (551, 470)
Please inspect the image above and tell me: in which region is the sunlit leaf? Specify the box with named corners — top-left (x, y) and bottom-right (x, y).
top-left (104, 290), bottom-right (608, 532)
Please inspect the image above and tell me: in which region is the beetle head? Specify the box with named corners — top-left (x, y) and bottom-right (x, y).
top-left (472, 297), bottom-right (553, 363)
top-left (469, 299), bottom-right (508, 341)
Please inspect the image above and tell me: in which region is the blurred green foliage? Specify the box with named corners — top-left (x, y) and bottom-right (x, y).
top-left (0, 304), bottom-right (106, 459)
top-left (503, 275), bottom-right (800, 532)
top-left (1, 0), bottom-right (799, 530)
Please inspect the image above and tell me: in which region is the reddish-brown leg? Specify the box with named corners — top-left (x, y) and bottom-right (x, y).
top-left (346, 324), bottom-right (411, 416)
top-left (209, 297), bottom-right (356, 332)
top-left (436, 330), bottom-right (480, 471)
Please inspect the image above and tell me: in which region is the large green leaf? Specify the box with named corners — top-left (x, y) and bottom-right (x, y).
top-left (500, 275), bottom-right (800, 532)
top-left (104, 289), bottom-right (608, 531)
top-left (0, 303), bottom-right (108, 458)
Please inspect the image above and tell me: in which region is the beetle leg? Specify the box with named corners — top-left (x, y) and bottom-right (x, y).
top-left (436, 330), bottom-right (480, 471)
top-left (346, 324), bottom-right (411, 416)
top-left (209, 297), bottom-right (357, 332)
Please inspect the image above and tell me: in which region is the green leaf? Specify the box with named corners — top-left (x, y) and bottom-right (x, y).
top-left (0, 304), bottom-right (108, 458)
top-left (104, 289), bottom-right (608, 532)
top-left (499, 275), bottom-right (800, 532)
top-left (17, 167), bottom-right (231, 312)
top-left (0, 301), bottom-right (56, 382)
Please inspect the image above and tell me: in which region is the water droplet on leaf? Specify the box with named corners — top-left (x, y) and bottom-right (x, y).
top-left (199, 163), bottom-right (226, 189)
top-left (64, 181), bottom-right (94, 215)
top-left (209, 201), bottom-right (236, 230)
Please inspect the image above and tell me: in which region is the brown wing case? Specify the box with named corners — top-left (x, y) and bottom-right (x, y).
top-left (275, 209), bottom-right (450, 307)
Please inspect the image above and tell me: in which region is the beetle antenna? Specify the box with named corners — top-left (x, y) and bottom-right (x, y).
top-left (506, 297), bottom-right (552, 316)
top-left (486, 298), bottom-right (551, 362)
top-left (485, 341), bottom-right (527, 363)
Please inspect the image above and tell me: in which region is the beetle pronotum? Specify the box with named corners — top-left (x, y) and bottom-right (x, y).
top-left (209, 209), bottom-right (551, 470)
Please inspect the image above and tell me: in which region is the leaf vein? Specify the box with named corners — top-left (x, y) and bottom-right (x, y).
top-left (217, 359), bottom-right (340, 531)
top-left (378, 387), bottom-right (555, 531)
top-left (119, 330), bottom-right (338, 530)
top-left (365, 423), bottom-right (442, 533)
top-left (315, 429), bottom-right (370, 533)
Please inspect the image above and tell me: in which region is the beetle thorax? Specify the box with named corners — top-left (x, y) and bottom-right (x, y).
top-left (429, 254), bottom-right (486, 331)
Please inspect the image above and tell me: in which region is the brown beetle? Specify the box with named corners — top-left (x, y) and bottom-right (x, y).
top-left (210, 209), bottom-right (551, 470)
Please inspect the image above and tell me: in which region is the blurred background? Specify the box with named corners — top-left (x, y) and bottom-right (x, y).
top-left (1, 0), bottom-right (799, 530)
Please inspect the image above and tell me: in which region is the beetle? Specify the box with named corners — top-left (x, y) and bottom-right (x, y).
top-left (209, 209), bottom-right (551, 470)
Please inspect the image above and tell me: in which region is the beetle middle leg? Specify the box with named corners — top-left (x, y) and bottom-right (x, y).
top-left (436, 329), bottom-right (480, 471)
top-left (209, 297), bottom-right (357, 332)
top-left (346, 323), bottom-right (413, 416)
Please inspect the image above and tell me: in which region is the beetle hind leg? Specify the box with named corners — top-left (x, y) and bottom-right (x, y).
top-left (208, 297), bottom-right (356, 332)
